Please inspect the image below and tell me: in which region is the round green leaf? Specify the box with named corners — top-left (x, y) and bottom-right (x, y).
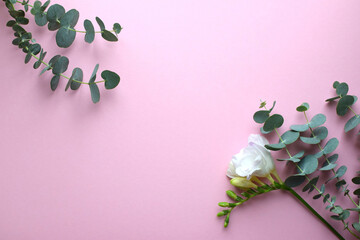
top-left (298, 155), bottom-right (318, 175)
top-left (33, 60), bottom-right (41, 69)
top-left (113, 23), bottom-right (122, 34)
top-left (312, 126), bottom-right (328, 140)
top-left (336, 166), bottom-right (347, 178)
top-left (60, 9), bottom-right (79, 28)
top-left (68, 67), bottom-right (83, 91)
top-left (6, 20), bottom-right (16, 27)
top-left (290, 124), bottom-right (309, 132)
top-left (24, 52), bottom-right (32, 64)
top-left (89, 83), bottom-right (100, 103)
top-left (35, 13), bottom-right (47, 26)
top-left (48, 21), bottom-right (61, 31)
top-left (263, 114), bottom-right (284, 132)
top-left (48, 55), bottom-right (61, 67)
top-left (253, 110), bottom-right (270, 124)
top-left (323, 138), bottom-right (339, 155)
top-left (354, 189), bottom-right (360, 196)
top-left (296, 102), bottom-right (309, 112)
top-left (50, 75), bottom-right (60, 91)
top-left (47, 4), bottom-right (65, 23)
top-left (336, 95), bottom-right (355, 116)
top-left (320, 163), bottom-right (337, 171)
top-left (280, 130), bottom-right (299, 145)
top-left (345, 115), bottom-right (360, 133)
top-left (101, 30), bottom-right (118, 42)
top-left (265, 143), bottom-right (285, 151)
top-left (309, 114), bottom-right (326, 128)
top-left (52, 56), bottom-right (69, 75)
top-left (336, 82), bottom-right (349, 96)
top-left (16, 17), bottom-right (29, 25)
top-left (29, 43), bottom-right (41, 55)
top-left (102, 70), bottom-right (120, 89)
top-left (285, 175), bottom-right (306, 188)
top-left (56, 27), bottom-right (76, 48)
top-left (333, 81), bottom-right (340, 88)
top-left (84, 19), bottom-right (95, 43)
top-left (352, 177), bottom-right (360, 185)
top-left (300, 136), bottom-right (320, 145)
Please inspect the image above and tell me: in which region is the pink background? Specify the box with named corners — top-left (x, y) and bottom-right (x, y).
top-left (1, 0), bottom-right (360, 239)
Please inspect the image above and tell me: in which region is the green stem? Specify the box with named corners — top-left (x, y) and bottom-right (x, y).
top-left (284, 185), bottom-right (345, 240)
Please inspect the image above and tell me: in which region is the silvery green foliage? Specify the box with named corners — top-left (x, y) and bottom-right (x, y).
top-left (327, 81), bottom-right (360, 133)
top-left (252, 101), bottom-right (357, 235)
top-left (4, 0), bottom-right (121, 103)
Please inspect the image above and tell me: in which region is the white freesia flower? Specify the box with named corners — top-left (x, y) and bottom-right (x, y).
top-left (227, 134), bottom-right (275, 180)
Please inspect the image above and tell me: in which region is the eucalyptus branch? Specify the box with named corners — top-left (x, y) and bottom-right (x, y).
top-left (4, 0), bottom-right (121, 103)
top-left (326, 81), bottom-right (360, 133)
top-left (253, 102), bottom-right (360, 239)
top-left (302, 111), bottom-right (358, 206)
top-left (14, 0), bottom-right (122, 48)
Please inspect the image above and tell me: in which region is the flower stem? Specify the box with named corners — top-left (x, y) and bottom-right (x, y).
top-left (283, 185), bottom-right (345, 240)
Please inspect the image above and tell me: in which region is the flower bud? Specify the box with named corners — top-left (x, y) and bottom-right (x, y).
top-left (218, 202), bottom-right (229, 207)
top-left (230, 177), bottom-right (257, 190)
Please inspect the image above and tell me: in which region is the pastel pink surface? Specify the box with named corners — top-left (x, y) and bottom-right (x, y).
top-left (1, 0), bottom-right (360, 239)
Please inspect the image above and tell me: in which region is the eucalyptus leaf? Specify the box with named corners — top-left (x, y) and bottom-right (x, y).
top-left (95, 16), bottom-right (105, 31)
top-left (69, 67), bottom-right (83, 91)
top-left (353, 223), bottom-right (360, 233)
top-left (326, 96), bottom-right (340, 102)
top-left (344, 115), bottom-right (360, 133)
top-left (309, 114), bottom-right (326, 128)
top-left (312, 126), bottom-right (328, 140)
top-left (52, 56), bottom-right (69, 75)
top-left (56, 27), bottom-right (76, 48)
top-left (280, 130), bottom-right (299, 145)
top-left (320, 163), bottom-right (337, 171)
top-left (302, 176), bottom-right (319, 193)
top-left (285, 175), bottom-right (306, 188)
top-left (265, 142), bottom-right (285, 151)
top-left (35, 13), bottom-right (47, 26)
top-left (300, 136), bottom-right (320, 145)
top-left (102, 70), bottom-right (120, 89)
top-left (336, 95), bottom-right (355, 116)
top-left (296, 102), bottom-right (309, 112)
top-left (277, 151), bottom-right (304, 163)
top-left (89, 64), bottom-right (99, 83)
top-left (89, 83), bottom-right (100, 103)
top-left (323, 138), bottom-right (339, 155)
top-left (336, 166), bottom-right (347, 178)
top-left (50, 75), bottom-right (60, 91)
top-left (336, 82), bottom-right (349, 96)
top-left (113, 23), bottom-right (122, 34)
top-left (47, 4), bottom-right (65, 23)
top-left (84, 19), bottom-right (95, 43)
top-left (352, 177), bottom-right (360, 185)
top-left (101, 30), bottom-right (118, 42)
top-left (298, 155), bottom-right (318, 175)
top-left (60, 9), bottom-right (79, 28)
top-left (263, 114), bottom-right (284, 132)
top-left (253, 110), bottom-right (270, 124)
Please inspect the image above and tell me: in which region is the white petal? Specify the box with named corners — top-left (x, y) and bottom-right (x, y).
top-left (248, 134), bottom-right (269, 147)
top-left (226, 161), bottom-right (238, 178)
